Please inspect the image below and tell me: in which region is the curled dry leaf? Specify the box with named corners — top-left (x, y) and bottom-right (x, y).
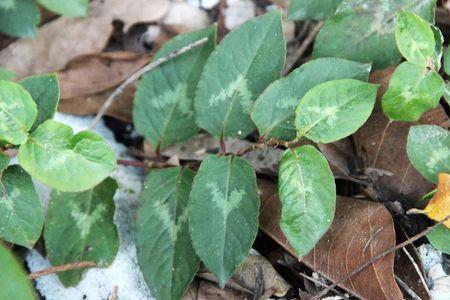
top-left (354, 67), bottom-right (450, 202)
top-left (258, 179), bottom-right (403, 300)
top-left (0, 0), bottom-right (169, 78)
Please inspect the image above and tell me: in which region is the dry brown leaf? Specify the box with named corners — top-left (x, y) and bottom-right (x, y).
top-left (354, 68), bottom-right (450, 203)
top-left (318, 137), bottom-right (356, 178)
top-left (420, 173), bottom-right (450, 228)
top-left (0, 0), bottom-right (169, 78)
top-left (258, 179), bottom-right (403, 300)
top-left (183, 279), bottom-right (251, 300)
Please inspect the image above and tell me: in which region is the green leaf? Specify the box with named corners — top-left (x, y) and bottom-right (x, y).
top-left (18, 120), bottom-right (117, 192)
top-left (37, 0), bottom-right (88, 17)
top-left (135, 167), bottom-right (199, 300)
top-left (395, 11), bottom-right (435, 66)
top-left (0, 68), bottom-right (15, 81)
top-left (0, 153), bottom-right (9, 173)
top-left (295, 79), bottom-right (378, 143)
top-left (427, 224), bottom-right (450, 254)
top-left (313, 0), bottom-right (436, 69)
top-left (431, 25), bottom-right (443, 71)
top-left (0, 165), bottom-right (43, 248)
top-left (278, 145), bottom-right (336, 258)
top-left (189, 155), bottom-right (259, 286)
top-left (382, 62), bottom-right (444, 122)
top-left (133, 26), bottom-right (216, 149)
top-left (407, 125), bottom-right (450, 183)
top-left (44, 178), bottom-right (119, 286)
top-left (0, 0), bottom-right (40, 38)
top-left (251, 58), bottom-right (371, 141)
top-left (0, 0), bottom-right (15, 9)
top-left (0, 243), bottom-right (35, 300)
top-left (287, 0), bottom-right (343, 20)
top-left (20, 73), bottom-right (60, 131)
top-left (0, 80), bottom-right (37, 145)
top-left (195, 10), bottom-right (286, 139)
top-left (444, 45), bottom-right (450, 76)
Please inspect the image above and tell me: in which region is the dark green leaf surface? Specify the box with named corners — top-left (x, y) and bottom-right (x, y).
top-left (0, 80), bottom-right (37, 145)
top-left (382, 62), bottom-right (444, 122)
top-left (0, 0), bottom-right (40, 38)
top-left (0, 243), bottom-right (35, 300)
top-left (0, 68), bottom-right (15, 81)
top-left (133, 26), bottom-right (216, 149)
top-left (313, 0), bottom-right (436, 69)
top-left (189, 155), bottom-right (259, 286)
top-left (251, 58), bottom-right (370, 141)
top-left (44, 178), bottom-right (119, 286)
top-left (287, 0), bottom-right (343, 20)
top-left (395, 11), bottom-right (435, 66)
top-left (295, 79), bottom-right (378, 143)
top-left (0, 153), bottom-right (9, 173)
top-left (427, 225), bottom-right (450, 254)
top-left (0, 165), bottom-right (43, 248)
top-left (37, 0), bottom-right (88, 17)
top-left (19, 120), bottom-right (117, 192)
top-left (278, 145), bottom-right (335, 258)
top-left (136, 167), bottom-right (199, 300)
top-left (20, 73), bottom-right (60, 131)
top-left (407, 125), bottom-right (450, 183)
top-left (195, 11), bottom-right (285, 139)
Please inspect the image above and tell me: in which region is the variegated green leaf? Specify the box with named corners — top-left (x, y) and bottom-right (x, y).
top-left (407, 125), bottom-right (450, 183)
top-left (195, 10), bottom-right (285, 139)
top-left (251, 58), bottom-right (370, 141)
top-left (0, 68), bottom-right (14, 81)
top-left (0, 165), bottom-right (43, 248)
top-left (133, 26), bottom-right (216, 149)
top-left (430, 25), bottom-right (443, 71)
top-left (19, 120), bottom-right (117, 192)
top-left (44, 178), bottom-right (119, 286)
top-left (136, 167), bottom-right (199, 300)
top-left (0, 0), bottom-right (40, 38)
top-left (287, 0), bottom-right (343, 20)
top-left (37, 0), bottom-right (88, 17)
top-left (382, 62), bottom-right (444, 122)
top-left (295, 79), bottom-right (378, 143)
top-left (189, 155), bottom-right (259, 286)
top-left (0, 243), bottom-right (35, 300)
top-left (313, 0), bottom-right (436, 69)
top-left (0, 80), bottom-right (37, 145)
top-left (278, 145), bottom-right (335, 258)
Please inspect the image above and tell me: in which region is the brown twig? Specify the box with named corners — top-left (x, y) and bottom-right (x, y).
top-left (298, 272), bottom-right (351, 300)
top-left (110, 286), bottom-right (118, 300)
top-left (402, 247), bottom-right (430, 296)
top-left (283, 21), bottom-right (324, 76)
top-left (89, 37), bottom-right (209, 129)
top-left (310, 214), bottom-right (450, 300)
top-left (395, 275), bottom-right (422, 300)
top-left (371, 119), bottom-right (392, 167)
top-left (117, 159), bottom-right (148, 168)
top-left (29, 261), bottom-right (96, 280)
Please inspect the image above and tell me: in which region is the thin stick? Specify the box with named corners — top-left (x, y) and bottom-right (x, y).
top-left (282, 22), bottom-right (323, 76)
top-left (117, 159), bottom-right (148, 168)
top-left (402, 247), bottom-right (431, 296)
top-left (110, 286), bottom-right (118, 300)
top-left (29, 261), bottom-right (96, 280)
top-left (298, 272), bottom-right (351, 300)
top-left (395, 275), bottom-right (422, 300)
top-left (310, 214), bottom-right (450, 300)
top-left (89, 37), bottom-right (209, 129)
top-left (372, 119), bottom-right (392, 167)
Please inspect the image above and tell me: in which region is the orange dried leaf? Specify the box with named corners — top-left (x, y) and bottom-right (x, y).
top-left (424, 173), bottom-right (450, 228)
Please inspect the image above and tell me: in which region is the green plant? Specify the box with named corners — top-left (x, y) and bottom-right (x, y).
top-left (0, 0), bottom-right (89, 38)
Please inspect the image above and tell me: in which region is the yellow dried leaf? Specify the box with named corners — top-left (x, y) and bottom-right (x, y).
top-left (424, 173), bottom-right (450, 228)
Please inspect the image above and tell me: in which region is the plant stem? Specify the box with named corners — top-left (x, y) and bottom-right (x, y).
top-left (29, 261), bottom-right (96, 280)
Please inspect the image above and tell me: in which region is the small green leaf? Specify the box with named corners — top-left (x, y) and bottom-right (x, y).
top-left (195, 10), bottom-right (286, 139)
top-left (251, 58), bottom-right (371, 141)
top-left (0, 68), bottom-right (15, 81)
top-left (0, 165), bottom-right (43, 248)
top-left (19, 120), bottom-right (117, 192)
top-left (44, 178), bottom-right (119, 286)
top-left (395, 11), bottom-right (435, 66)
top-left (287, 0), bottom-right (342, 20)
top-left (136, 167), bottom-right (199, 300)
top-left (0, 152), bottom-right (9, 173)
top-left (382, 62), bottom-right (444, 122)
top-left (20, 73), bottom-right (60, 131)
top-left (313, 0), bottom-right (436, 69)
top-left (444, 46), bottom-right (450, 76)
top-left (278, 145), bottom-right (335, 258)
top-left (189, 155), bottom-right (259, 286)
top-left (0, 0), bottom-right (40, 38)
top-left (295, 79), bottom-right (378, 143)
top-left (0, 80), bottom-right (37, 145)
top-left (407, 125), bottom-right (450, 184)
top-left (427, 224), bottom-right (450, 254)
top-left (133, 26), bottom-right (216, 149)
top-left (431, 25), bottom-right (443, 72)
top-left (37, 0), bottom-right (88, 17)
top-left (0, 243), bottom-right (35, 300)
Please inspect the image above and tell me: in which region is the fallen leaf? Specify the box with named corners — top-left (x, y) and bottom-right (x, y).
top-left (318, 137), bottom-right (356, 178)
top-left (183, 279), bottom-right (251, 300)
top-left (422, 173), bottom-right (450, 228)
top-left (353, 67), bottom-right (450, 203)
top-left (0, 0), bottom-right (169, 78)
top-left (258, 179), bottom-right (403, 300)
